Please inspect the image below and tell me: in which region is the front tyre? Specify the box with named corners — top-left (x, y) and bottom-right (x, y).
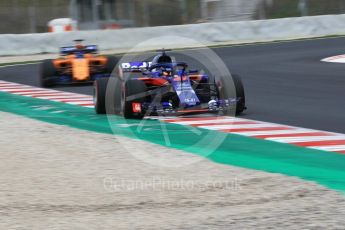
top-left (40, 59), bottom-right (56, 88)
top-left (232, 74), bottom-right (246, 115)
top-left (122, 80), bottom-right (147, 119)
top-left (217, 74), bottom-right (246, 116)
top-left (94, 78), bottom-right (109, 114)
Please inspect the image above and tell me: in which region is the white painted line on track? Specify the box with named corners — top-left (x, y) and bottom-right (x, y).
top-left (231, 129), bottom-right (323, 136)
top-left (321, 54), bottom-right (345, 63)
top-left (197, 123), bottom-right (287, 130)
top-left (169, 118), bottom-right (251, 125)
top-left (35, 96), bottom-right (92, 100)
top-left (1, 88), bottom-right (52, 92)
top-left (26, 92), bottom-right (82, 96)
top-left (266, 135), bottom-right (345, 143)
top-left (0, 80), bottom-right (94, 107)
top-left (2, 79), bottom-right (345, 155)
top-left (0, 62), bottom-right (39, 68)
top-left (310, 145), bottom-right (345, 151)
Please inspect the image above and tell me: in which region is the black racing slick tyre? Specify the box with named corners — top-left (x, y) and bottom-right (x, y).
top-left (105, 56), bottom-right (118, 74)
top-left (40, 59), bottom-right (56, 87)
top-left (122, 80), bottom-right (147, 119)
top-left (94, 78), bottom-right (108, 114)
top-left (232, 74), bottom-right (246, 115)
top-left (94, 77), bottom-right (123, 115)
top-left (107, 76), bottom-right (122, 115)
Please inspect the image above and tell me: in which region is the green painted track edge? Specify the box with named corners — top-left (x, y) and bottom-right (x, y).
top-left (1, 91), bottom-right (345, 193)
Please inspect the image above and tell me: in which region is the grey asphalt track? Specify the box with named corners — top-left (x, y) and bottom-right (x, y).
top-left (1, 37), bottom-right (345, 133)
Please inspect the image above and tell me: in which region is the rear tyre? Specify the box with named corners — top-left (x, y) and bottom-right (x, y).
top-left (122, 80), bottom-right (147, 119)
top-left (40, 59), bottom-right (56, 87)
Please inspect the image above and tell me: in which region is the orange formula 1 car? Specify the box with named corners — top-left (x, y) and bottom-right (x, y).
top-left (40, 40), bottom-right (117, 87)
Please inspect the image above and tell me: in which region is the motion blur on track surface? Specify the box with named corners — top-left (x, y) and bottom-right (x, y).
top-left (1, 36), bottom-right (345, 133)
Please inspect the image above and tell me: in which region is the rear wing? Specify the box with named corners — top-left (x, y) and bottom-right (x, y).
top-left (121, 61), bottom-right (152, 72)
top-left (60, 45), bottom-right (98, 55)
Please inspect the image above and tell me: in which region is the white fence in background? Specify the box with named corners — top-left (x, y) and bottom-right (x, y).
top-left (201, 0), bottom-right (265, 21)
top-left (1, 14), bottom-right (345, 56)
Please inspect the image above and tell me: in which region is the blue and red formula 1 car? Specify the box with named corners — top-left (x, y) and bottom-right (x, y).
top-left (40, 40), bottom-right (117, 87)
top-left (93, 50), bottom-right (246, 119)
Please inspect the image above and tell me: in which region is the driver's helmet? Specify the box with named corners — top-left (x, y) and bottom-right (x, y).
top-left (151, 51), bottom-right (173, 77)
top-left (74, 39), bottom-right (85, 50)
top-left (151, 53), bottom-right (172, 65)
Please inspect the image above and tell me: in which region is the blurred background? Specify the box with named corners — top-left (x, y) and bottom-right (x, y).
top-left (1, 0), bottom-right (345, 34)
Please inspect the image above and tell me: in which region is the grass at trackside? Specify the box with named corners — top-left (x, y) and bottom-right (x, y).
top-left (1, 91), bottom-right (345, 194)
